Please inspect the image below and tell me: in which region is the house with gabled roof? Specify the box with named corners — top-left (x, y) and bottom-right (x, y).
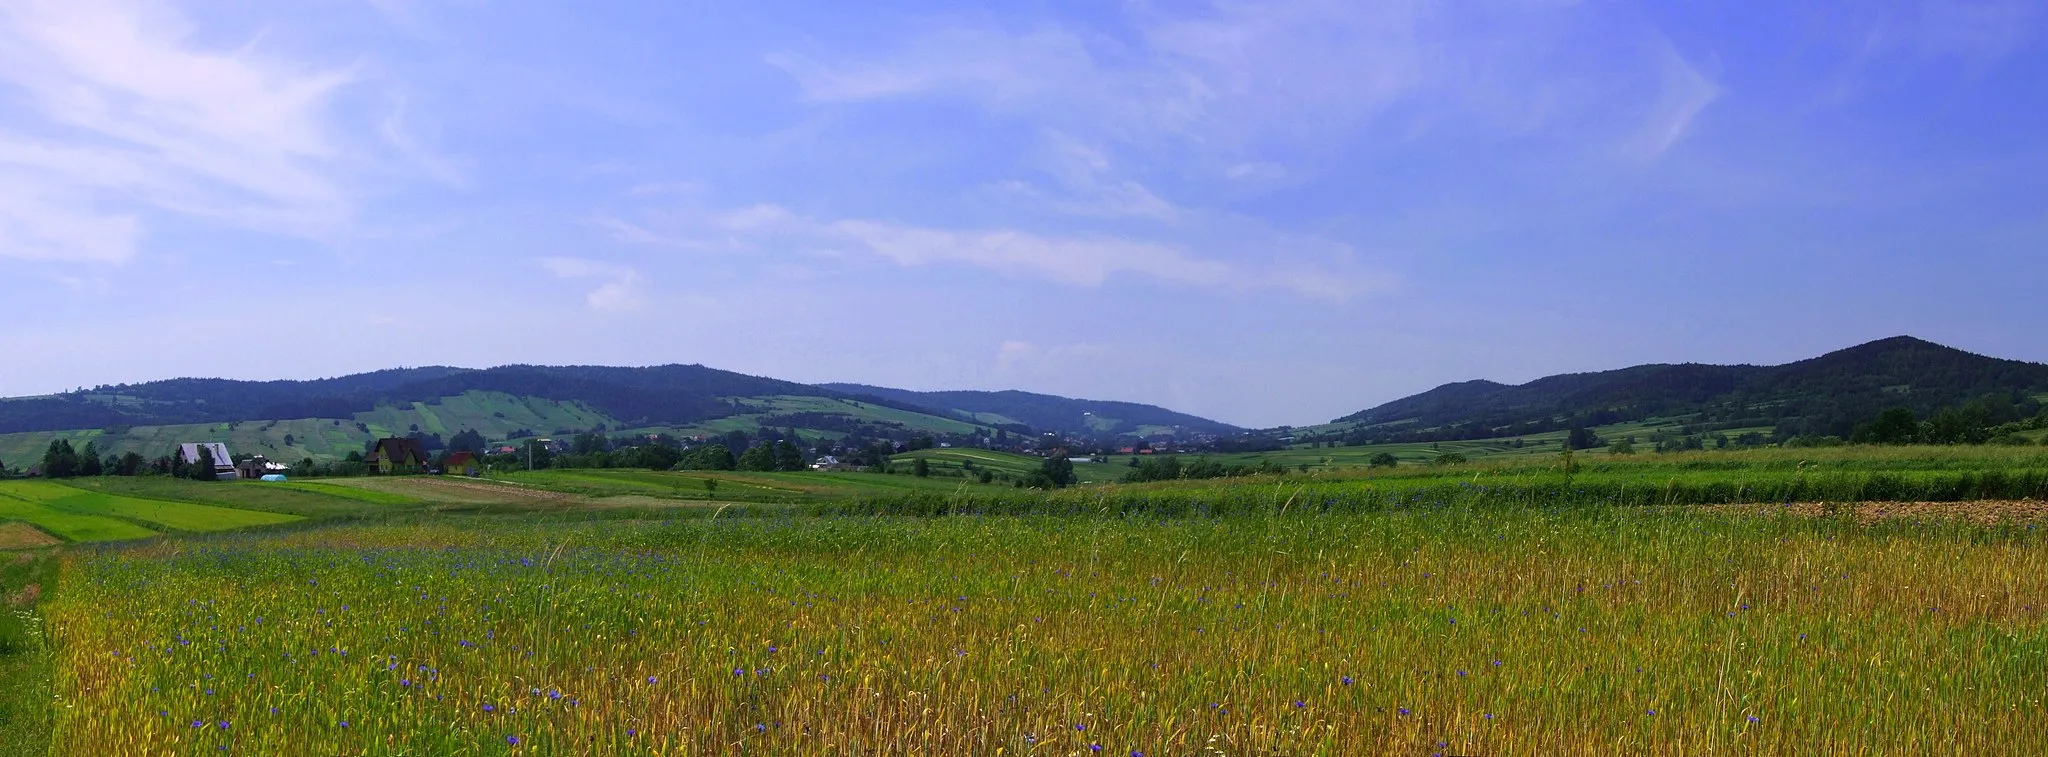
top-left (365, 437), bottom-right (430, 474)
top-left (177, 443), bottom-right (238, 480)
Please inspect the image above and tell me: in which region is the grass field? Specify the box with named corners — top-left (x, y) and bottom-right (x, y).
top-left (0, 481), bottom-right (307, 544)
top-left (34, 510), bottom-right (2048, 755)
top-left (6, 445), bottom-right (2048, 754)
top-left (887, 448), bottom-right (1128, 484)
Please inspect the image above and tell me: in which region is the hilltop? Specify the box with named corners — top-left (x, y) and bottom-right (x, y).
top-left (1326, 336), bottom-right (2048, 444)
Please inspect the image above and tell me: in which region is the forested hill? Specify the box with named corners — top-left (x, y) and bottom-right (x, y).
top-left (1334, 337), bottom-right (2048, 442)
top-left (0, 364), bottom-right (869, 435)
top-left (818, 385), bottom-right (1240, 436)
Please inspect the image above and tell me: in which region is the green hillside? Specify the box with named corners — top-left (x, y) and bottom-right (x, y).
top-left (0, 391), bottom-right (615, 470)
top-left (0, 391), bottom-right (1015, 471)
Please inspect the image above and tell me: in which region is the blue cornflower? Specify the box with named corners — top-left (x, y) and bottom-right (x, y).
top-left (507, 735), bottom-right (520, 745)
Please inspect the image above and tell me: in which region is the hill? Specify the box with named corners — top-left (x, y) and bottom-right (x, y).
top-left (1330, 336), bottom-right (2048, 443)
top-left (818, 385), bottom-right (1239, 437)
top-left (0, 365), bottom-right (1232, 469)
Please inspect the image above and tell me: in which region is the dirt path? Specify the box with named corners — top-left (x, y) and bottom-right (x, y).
top-left (1713, 500), bottom-right (2048, 524)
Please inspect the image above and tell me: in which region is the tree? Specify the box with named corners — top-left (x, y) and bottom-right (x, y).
top-left (1038, 456), bottom-right (1076, 488)
top-left (774, 439), bottom-right (804, 472)
top-left (191, 445), bottom-right (218, 481)
top-left (41, 440), bottom-right (80, 479)
top-left (1567, 427), bottom-right (1601, 450)
top-left (678, 444), bottom-right (736, 471)
top-left (1607, 438), bottom-right (1636, 455)
top-left (978, 470), bottom-right (994, 484)
top-left (1431, 452), bottom-right (1469, 466)
top-left (912, 457), bottom-right (931, 478)
top-left (448, 429), bottom-right (486, 454)
top-left (736, 443), bottom-right (777, 472)
top-left (1367, 452), bottom-right (1399, 468)
top-left (283, 434), bottom-right (296, 447)
top-left (79, 441), bottom-right (104, 476)
top-left (1851, 408), bottom-right (1921, 445)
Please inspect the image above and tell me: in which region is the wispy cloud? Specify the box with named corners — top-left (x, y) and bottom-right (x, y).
top-left (604, 199), bottom-right (1388, 299)
top-left (1626, 35), bottom-right (1723, 161)
top-left (0, 0), bottom-right (362, 263)
top-left (539, 256), bottom-right (646, 312)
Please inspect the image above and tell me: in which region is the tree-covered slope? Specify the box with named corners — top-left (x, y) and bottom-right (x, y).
top-left (1333, 337), bottom-right (2048, 442)
top-left (0, 364), bottom-right (830, 435)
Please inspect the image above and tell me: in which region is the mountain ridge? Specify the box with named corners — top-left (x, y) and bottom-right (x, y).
top-left (1331, 336), bottom-right (2048, 442)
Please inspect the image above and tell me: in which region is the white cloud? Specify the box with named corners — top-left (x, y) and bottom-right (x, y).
top-left (0, 0), bottom-right (362, 264)
top-left (1626, 35), bottom-right (1723, 161)
top-left (539, 256), bottom-right (646, 312)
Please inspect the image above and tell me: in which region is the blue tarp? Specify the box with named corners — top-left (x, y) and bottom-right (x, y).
top-left (259, 474), bottom-right (288, 482)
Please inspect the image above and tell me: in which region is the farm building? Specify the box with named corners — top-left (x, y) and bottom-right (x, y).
top-left (177, 443), bottom-right (239, 480)
top-left (809, 455), bottom-right (857, 471)
top-left (233, 456), bottom-right (290, 480)
top-left (442, 451), bottom-right (481, 477)
top-left (365, 438), bottom-right (431, 474)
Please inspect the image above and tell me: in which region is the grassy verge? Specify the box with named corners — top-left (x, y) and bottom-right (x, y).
top-left (0, 549), bottom-right (56, 755)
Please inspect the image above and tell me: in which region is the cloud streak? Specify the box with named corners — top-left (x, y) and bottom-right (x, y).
top-left (540, 256), bottom-right (647, 312)
top-left (0, 0), bottom-right (360, 263)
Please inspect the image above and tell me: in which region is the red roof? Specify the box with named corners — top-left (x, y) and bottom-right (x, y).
top-left (444, 451), bottom-right (477, 466)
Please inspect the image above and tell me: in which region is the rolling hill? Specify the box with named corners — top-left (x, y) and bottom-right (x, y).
top-left (1329, 336), bottom-right (2048, 443)
top-left (0, 364), bottom-right (1233, 469)
top-left (817, 385), bottom-right (1239, 437)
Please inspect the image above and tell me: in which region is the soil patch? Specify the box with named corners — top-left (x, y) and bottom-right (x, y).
top-left (0, 523), bottom-right (59, 551)
top-left (1713, 500), bottom-right (2048, 524)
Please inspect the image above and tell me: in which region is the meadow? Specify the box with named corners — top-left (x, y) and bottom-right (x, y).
top-left (4, 446), bottom-right (2048, 754)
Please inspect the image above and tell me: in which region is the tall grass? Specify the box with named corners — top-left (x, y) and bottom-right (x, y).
top-left (40, 511), bottom-right (2048, 755)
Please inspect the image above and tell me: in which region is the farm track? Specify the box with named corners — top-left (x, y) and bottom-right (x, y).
top-left (1714, 499), bottom-right (2048, 524)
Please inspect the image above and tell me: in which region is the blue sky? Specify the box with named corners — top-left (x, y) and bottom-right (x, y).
top-left (2, 0), bottom-right (2044, 428)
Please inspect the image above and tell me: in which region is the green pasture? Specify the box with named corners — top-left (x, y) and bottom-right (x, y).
top-left (0, 481), bottom-right (297, 539)
top-left (495, 467), bottom-right (989, 504)
top-left (888, 447), bottom-right (1127, 483)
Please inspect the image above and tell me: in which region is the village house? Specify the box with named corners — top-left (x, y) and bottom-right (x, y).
top-left (233, 456), bottom-right (289, 480)
top-left (177, 443), bottom-right (239, 480)
top-left (442, 451), bottom-right (482, 477)
top-left (364, 437), bottom-right (430, 474)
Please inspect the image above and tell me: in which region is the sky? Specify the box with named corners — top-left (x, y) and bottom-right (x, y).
top-left (2, 0), bottom-right (2045, 428)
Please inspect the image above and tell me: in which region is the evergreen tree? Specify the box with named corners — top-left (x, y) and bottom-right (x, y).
top-left (41, 439), bottom-right (79, 478)
top-left (912, 457), bottom-right (930, 478)
top-left (80, 441), bottom-right (104, 476)
top-left (192, 446), bottom-right (218, 481)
